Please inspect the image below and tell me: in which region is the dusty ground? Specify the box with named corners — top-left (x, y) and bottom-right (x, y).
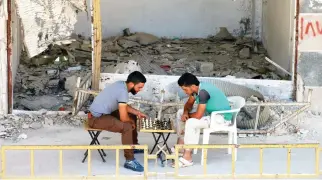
top-left (0, 112), bottom-right (321, 179)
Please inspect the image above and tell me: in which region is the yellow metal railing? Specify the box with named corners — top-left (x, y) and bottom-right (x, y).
top-left (1, 145), bottom-right (149, 180)
top-left (1, 144), bottom-right (322, 179)
top-left (172, 144), bottom-right (321, 179)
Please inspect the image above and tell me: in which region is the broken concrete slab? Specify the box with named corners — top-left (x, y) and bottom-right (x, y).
top-left (199, 62), bottom-right (214, 73)
top-left (118, 39), bottom-right (140, 49)
top-left (239, 47), bottom-right (251, 59)
top-left (20, 96), bottom-right (64, 111)
top-left (65, 75), bottom-right (78, 97)
top-left (213, 27), bottom-right (235, 41)
top-left (125, 32), bottom-right (159, 45)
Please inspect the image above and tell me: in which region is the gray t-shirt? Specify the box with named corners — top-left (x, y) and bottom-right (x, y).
top-left (89, 81), bottom-right (129, 117)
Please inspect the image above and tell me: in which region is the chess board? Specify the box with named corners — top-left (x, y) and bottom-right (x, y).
top-left (137, 118), bottom-right (176, 133)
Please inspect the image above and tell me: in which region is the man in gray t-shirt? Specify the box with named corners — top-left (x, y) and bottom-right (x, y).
top-left (88, 71), bottom-right (147, 172)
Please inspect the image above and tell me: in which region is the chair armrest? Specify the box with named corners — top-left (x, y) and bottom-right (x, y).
top-left (211, 109), bottom-right (240, 116)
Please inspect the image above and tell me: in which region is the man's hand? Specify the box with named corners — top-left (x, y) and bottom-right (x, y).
top-left (138, 112), bottom-right (147, 119)
top-left (181, 112), bottom-right (189, 122)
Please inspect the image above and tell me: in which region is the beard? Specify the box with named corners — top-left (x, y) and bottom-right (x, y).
top-left (130, 87), bottom-right (137, 95)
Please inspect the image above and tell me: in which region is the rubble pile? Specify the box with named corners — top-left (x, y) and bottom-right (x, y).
top-left (0, 111), bottom-right (86, 140)
top-left (14, 28), bottom-right (285, 111)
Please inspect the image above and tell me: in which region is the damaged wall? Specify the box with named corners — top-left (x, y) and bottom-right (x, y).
top-left (11, 3), bottom-right (22, 86)
top-left (298, 0), bottom-right (322, 112)
top-left (75, 0), bottom-right (260, 39)
top-left (15, 0), bottom-right (86, 58)
top-left (0, 0), bottom-right (9, 114)
top-left (262, 0), bottom-right (295, 72)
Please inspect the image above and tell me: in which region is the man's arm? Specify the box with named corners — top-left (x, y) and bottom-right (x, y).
top-left (189, 89), bottom-right (210, 119)
top-left (184, 96), bottom-right (195, 115)
top-left (118, 103), bottom-right (132, 122)
top-left (126, 105), bottom-right (140, 116)
top-left (189, 104), bottom-right (206, 119)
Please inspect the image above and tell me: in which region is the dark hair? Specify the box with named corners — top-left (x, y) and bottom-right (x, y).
top-left (178, 73), bottom-right (200, 86)
top-left (126, 71), bottom-right (146, 84)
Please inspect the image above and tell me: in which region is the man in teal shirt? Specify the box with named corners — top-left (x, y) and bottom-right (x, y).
top-left (173, 73), bottom-right (232, 168)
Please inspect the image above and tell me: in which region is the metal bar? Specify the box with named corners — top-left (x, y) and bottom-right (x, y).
top-left (254, 105), bottom-right (260, 130)
top-left (231, 147), bottom-right (236, 177)
top-left (316, 147), bottom-right (320, 175)
top-left (174, 146), bottom-right (179, 177)
top-left (6, 0), bottom-right (13, 114)
top-left (1, 145), bottom-right (148, 150)
top-left (0, 175), bottom-right (148, 179)
top-left (1, 147), bottom-right (5, 177)
top-left (115, 149), bottom-right (119, 177)
top-left (87, 149), bottom-right (91, 176)
top-left (287, 148), bottom-right (291, 175)
top-left (172, 174), bottom-right (317, 179)
top-left (259, 148), bottom-right (263, 175)
top-left (59, 150), bottom-right (63, 177)
top-left (203, 148), bottom-right (207, 175)
top-left (293, 0), bottom-right (300, 99)
top-left (144, 148), bottom-right (148, 180)
top-left (175, 143), bottom-right (319, 149)
top-left (30, 150), bottom-right (34, 177)
top-left (268, 104), bottom-right (311, 132)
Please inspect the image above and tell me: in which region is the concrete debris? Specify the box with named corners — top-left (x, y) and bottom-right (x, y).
top-left (212, 27), bottom-right (235, 41)
top-left (65, 75), bottom-right (78, 97)
top-left (18, 133), bottom-right (28, 140)
top-left (15, 28), bottom-right (282, 112)
top-left (239, 47), bottom-right (251, 59)
top-left (104, 60), bottom-right (142, 74)
top-left (0, 113), bottom-right (87, 139)
top-left (19, 96), bottom-right (65, 111)
top-left (125, 32), bottom-right (159, 45)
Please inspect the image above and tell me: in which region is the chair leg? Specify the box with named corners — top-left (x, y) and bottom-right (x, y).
top-left (234, 131), bottom-right (238, 161)
top-left (228, 132), bottom-right (232, 154)
top-left (201, 131), bottom-right (210, 165)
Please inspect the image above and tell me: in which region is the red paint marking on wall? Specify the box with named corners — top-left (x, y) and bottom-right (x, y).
top-left (300, 17), bottom-right (322, 40)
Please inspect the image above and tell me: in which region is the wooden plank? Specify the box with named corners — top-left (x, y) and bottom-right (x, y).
top-left (91, 0), bottom-right (102, 90)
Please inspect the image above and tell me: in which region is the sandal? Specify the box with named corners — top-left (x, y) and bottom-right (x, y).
top-left (171, 147), bottom-right (183, 156)
top-left (171, 157), bottom-right (193, 168)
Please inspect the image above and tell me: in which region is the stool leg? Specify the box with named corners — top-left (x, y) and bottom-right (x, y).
top-left (92, 131), bottom-right (106, 156)
top-left (82, 131), bottom-right (106, 163)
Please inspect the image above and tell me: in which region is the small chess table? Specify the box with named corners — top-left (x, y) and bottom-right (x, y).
top-left (138, 122), bottom-right (176, 166)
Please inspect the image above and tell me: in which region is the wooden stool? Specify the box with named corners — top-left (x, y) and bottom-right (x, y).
top-left (82, 119), bottom-right (107, 163)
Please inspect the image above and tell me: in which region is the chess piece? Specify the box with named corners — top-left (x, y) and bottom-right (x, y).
top-left (142, 118), bottom-right (146, 129)
top-left (167, 118), bottom-right (171, 130)
top-left (153, 120), bottom-right (157, 130)
top-left (163, 121), bottom-right (167, 130)
top-left (149, 118), bottom-right (152, 129)
top-left (156, 119), bottom-right (161, 130)
top-left (144, 118), bottom-right (149, 129)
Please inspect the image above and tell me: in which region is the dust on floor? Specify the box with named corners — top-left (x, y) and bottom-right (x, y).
top-left (0, 112), bottom-right (321, 178)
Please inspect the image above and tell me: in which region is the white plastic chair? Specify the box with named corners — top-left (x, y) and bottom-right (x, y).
top-left (194, 96), bottom-right (245, 164)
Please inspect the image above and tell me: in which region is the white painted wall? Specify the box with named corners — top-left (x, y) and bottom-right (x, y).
top-left (11, 4), bottom-right (22, 86)
top-left (0, 1), bottom-right (9, 114)
top-left (75, 0), bottom-right (256, 38)
top-left (262, 0), bottom-right (295, 72)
